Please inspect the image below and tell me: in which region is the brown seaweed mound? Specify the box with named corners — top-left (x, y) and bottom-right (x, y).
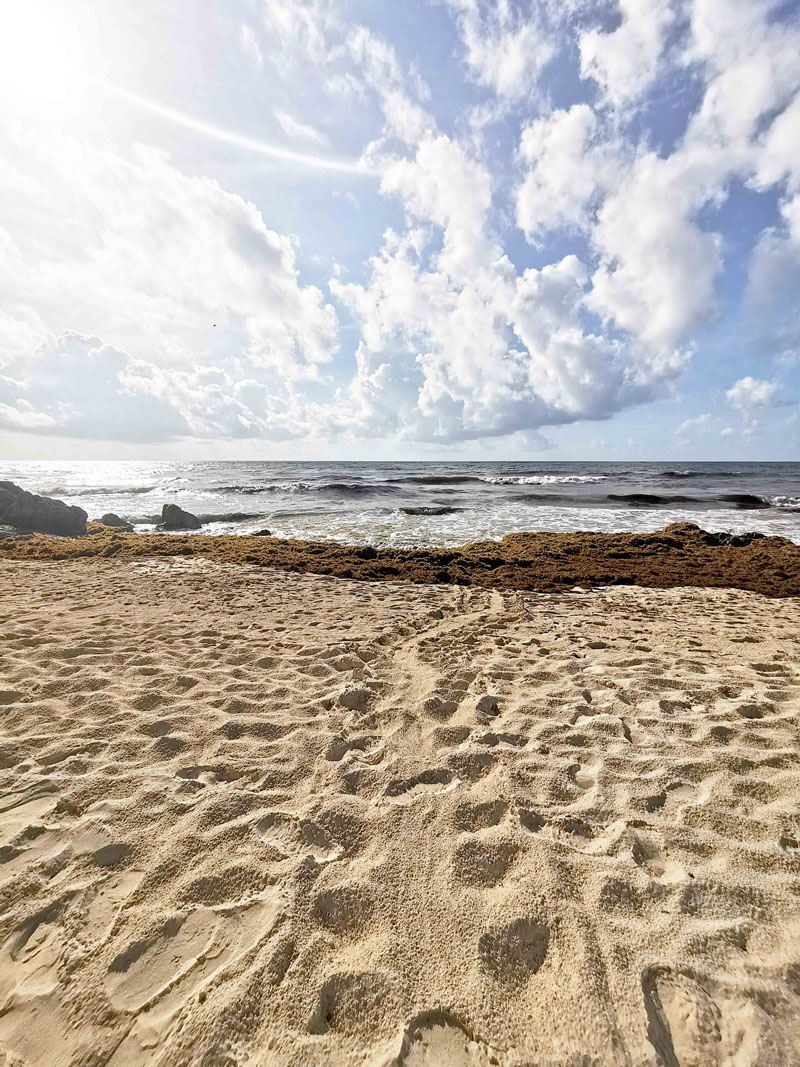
top-left (1, 521), bottom-right (798, 597)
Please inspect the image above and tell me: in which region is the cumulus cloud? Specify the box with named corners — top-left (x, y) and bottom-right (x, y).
top-left (0, 331), bottom-right (337, 443)
top-left (516, 104), bottom-right (621, 240)
top-left (332, 107), bottom-right (684, 442)
top-left (725, 376), bottom-right (777, 430)
top-left (675, 412), bottom-right (734, 441)
top-left (0, 399), bottom-right (58, 433)
top-left (515, 0), bottom-right (800, 360)
top-left (0, 333), bottom-right (188, 442)
top-left (0, 122), bottom-right (338, 377)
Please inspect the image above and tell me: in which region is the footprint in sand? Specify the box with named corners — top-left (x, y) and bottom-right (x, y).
top-left (569, 756), bottom-right (599, 791)
top-left (308, 971), bottom-right (398, 1037)
top-left (396, 1010), bottom-right (502, 1066)
top-left (453, 798), bottom-right (508, 833)
top-left (311, 881), bottom-right (379, 934)
top-left (628, 828), bottom-right (685, 884)
top-left (451, 839), bottom-right (519, 887)
top-left (642, 967), bottom-right (721, 1067)
top-left (477, 917), bottom-right (550, 983)
top-left (384, 768), bottom-right (457, 805)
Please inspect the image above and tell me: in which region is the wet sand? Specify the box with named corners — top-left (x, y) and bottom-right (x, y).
top-left (0, 558), bottom-right (799, 1064)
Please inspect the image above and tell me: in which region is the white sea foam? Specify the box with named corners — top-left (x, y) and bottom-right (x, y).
top-left (483, 474), bottom-right (607, 485)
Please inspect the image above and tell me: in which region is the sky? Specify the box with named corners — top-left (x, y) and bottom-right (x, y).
top-left (0, 0), bottom-right (798, 461)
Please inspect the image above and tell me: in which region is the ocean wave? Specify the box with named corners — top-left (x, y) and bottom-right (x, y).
top-left (485, 474), bottom-right (607, 485)
top-left (661, 469), bottom-right (742, 479)
top-left (207, 481), bottom-right (397, 496)
top-left (387, 475), bottom-right (484, 485)
top-left (720, 494), bottom-right (771, 509)
top-left (399, 505), bottom-right (464, 516)
top-left (770, 496), bottom-right (800, 510)
top-left (196, 512), bottom-right (264, 523)
top-left (607, 492), bottom-right (774, 509)
top-left (607, 493), bottom-right (703, 506)
top-left (45, 485), bottom-right (157, 497)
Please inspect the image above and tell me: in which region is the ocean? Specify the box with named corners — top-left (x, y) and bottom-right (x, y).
top-left (2, 460), bottom-right (799, 545)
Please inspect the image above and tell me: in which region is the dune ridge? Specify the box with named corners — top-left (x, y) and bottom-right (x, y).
top-left (0, 558), bottom-right (799, 1064)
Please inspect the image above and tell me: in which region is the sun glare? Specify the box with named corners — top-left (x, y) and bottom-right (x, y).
top-left (0, 3), bottom-right (87, 117)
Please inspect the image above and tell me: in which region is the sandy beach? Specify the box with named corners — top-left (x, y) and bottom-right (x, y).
top-left (0, 557), bottom-right (799, 1064)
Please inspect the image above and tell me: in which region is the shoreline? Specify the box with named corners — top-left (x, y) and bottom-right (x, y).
top-left (2, 520), bottom-right (800, 597)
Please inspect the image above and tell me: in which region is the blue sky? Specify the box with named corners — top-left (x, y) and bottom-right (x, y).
top-left (0, 0), bottom-right (798, 459)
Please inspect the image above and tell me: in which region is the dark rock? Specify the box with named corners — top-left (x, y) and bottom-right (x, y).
top-left (702, 530), bottom-right (766, 547)
top-left (250, 529), bottom-right (272, 537)
top-left (0, 481), bottom-right (87, 537)
top-left (157, 503), bottom-right (201, 531)
top-left (100, 513), bottom-right (133, 532)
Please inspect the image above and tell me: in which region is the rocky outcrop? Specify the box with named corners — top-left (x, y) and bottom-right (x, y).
top-left (0, 481), bottom-right (87, 537)
top-left (158, 503), bottom-right (201, 531)
top-left (250, 529), bottom-right (272, 537)
top-left (100, 513), bottom-right (134, 532)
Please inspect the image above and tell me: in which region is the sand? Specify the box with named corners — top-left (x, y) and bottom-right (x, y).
top-left (0, 557), bottom-right (799, 1065)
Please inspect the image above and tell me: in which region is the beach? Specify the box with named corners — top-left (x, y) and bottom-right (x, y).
top-left (1, 556), bottom-right (799, 1064)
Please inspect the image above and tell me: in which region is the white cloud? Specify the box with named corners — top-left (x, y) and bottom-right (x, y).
top-left (0, 399), bottom-right (57, 432)
top-left (443, 0), bottom-right (554, 99)
top-left (587, 149), bottom-right (723, 350)
top-left (2, 0), bottom-right (798, 453)
top-left (274, 109), bottom-right (328, 145)
top-left (675, 412), bottom-right (734, 440)
top-left (332, 125), bottom-right (684, 442)
top-left (347, 27), bottom-right (433, 146)
top-left (252, 0), bottom-right (339, 65)
top-left (516, 104), bottom-right (621, 240)
top-left (579, 0), bottom-right (677, 107)
top-left (725, 376), bottom-right (777, 430)
top-left (0, 122), bottom-right (338, 377)
top-left (0, 333), bottom-right (188, 441)
top-left (676, 413), bottom-right (712, 436)
top-left (746, 210), bottom-right (800, 363)
top-left (514, 0), bottom-right (800, 358)
top-left (747, 92), bottom-right (800, 362)
top-left (0, 331), bottom-right (338, 443)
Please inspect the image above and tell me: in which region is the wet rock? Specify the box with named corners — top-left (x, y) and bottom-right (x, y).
top-left (703, 531), bottom-right (766, 547)
top-left (158, 503), bottom-right (202, 531)
top-left (0, 481), bottom-right (87, 537)
top-left (100, 513), bottom-right (133, 531)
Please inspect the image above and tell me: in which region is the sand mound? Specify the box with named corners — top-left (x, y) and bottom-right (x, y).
top-left (0, 559), bottom-right (799, 1064)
